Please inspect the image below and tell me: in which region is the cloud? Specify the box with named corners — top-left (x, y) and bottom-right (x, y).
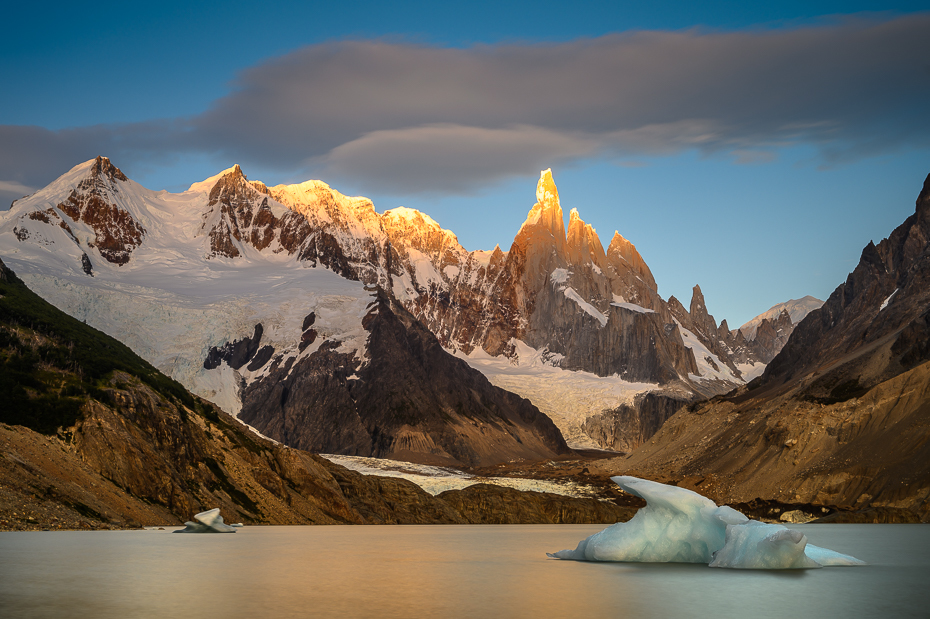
top-left (322, 124), bottom-right (599, 193)
top-left (0, 121), bottom-right (190, 195)
top-left (0, 180), bottom-right (35, 195)
top-left (2, 13), bottom-right (929, 196)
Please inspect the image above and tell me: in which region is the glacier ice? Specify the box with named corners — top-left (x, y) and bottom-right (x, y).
top-left (175, 508), bottom-right (239, 533)
top-left (547, 476), bottom-right (865, 569)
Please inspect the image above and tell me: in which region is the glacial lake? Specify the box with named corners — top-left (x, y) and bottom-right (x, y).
top-left (1, 524), bottom-right (928, 618)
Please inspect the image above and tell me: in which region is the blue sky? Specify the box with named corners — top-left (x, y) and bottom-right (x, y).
top-left (2, 0), bottom-right (929, 327)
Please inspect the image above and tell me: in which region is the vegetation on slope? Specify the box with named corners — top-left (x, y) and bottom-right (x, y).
top-left (0, 259), bottom-right (206, 434)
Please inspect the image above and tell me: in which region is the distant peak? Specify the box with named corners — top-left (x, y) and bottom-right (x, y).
top-left (88, 156), bottom-right (127, 183)
top-left (188, 165), bottom-right (247, 193)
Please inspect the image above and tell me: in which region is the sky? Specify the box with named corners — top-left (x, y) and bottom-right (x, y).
top-left (2, 0), bottom-right (929, 328)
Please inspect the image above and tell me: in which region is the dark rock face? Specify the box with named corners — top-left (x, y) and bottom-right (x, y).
top-left (581, 391), bottom-right (696, 452)
top-left (203, 324), bottom-right (264, 370)
top-left (239, 292), bottom-right (570, 466)
top-left (246, 345), bottom-right (275, 372)
top-left (81, 252), bottom-right (93, 276)
top-left (205, 166), bottom-right (281, 258)
top-left (747, 310), bottom-right (793, 363)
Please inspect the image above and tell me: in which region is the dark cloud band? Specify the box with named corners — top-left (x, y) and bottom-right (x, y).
top-left (3, 14), bottom-right (929, 197)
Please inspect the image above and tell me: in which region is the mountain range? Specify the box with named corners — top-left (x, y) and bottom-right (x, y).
top-left (0, 256), bottom-right (634, 529)
top-left (0, 157), bottom-right (815, 458)
top-left (2, 156), bottom-right (928, 523)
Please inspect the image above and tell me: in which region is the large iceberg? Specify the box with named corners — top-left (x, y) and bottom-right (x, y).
top-left (175, 508), bottom-right (239, 533)
top-left (548, 476), bottom-right (865, 569)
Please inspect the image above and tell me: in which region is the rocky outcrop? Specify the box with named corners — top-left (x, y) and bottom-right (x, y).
top-left (239, 291), bottom-right (570, 467)
top-left (55, 157), bottom-right (144, 265)
top-left (593, 358), bottom-right (930, 521)
top-left (749, 309), bottom-right (793, 363)
top-left (203, 323), bottom-right (264, 370)
top-left (581, 391), bottom-right (696, 452)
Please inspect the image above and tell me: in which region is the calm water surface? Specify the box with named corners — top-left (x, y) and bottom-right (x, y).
top-left (1, 524), bottom-right (928, 618)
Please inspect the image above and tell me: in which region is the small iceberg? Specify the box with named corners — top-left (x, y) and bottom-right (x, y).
top-left (175, 508), bottom-right (239, 533)
top-left (548, 476), bottom-right (864, 569)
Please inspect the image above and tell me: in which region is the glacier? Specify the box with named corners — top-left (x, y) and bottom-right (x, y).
top-left (547, 476), bottom-right (865, 569)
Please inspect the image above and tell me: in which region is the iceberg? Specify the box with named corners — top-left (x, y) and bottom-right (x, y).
top-left (175, 508), bottom-right (239, 533)
top-left (548, 476), bottom-right (865, 569)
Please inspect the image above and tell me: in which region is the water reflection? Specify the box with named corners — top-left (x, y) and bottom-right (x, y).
top-left (0, 525), bottom-right (927, 618)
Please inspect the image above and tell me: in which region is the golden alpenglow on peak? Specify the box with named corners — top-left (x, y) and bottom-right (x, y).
top-left (521, 168), bottom-right (565, 239)
top-left (567, 208), bottom-right (607, 266)
top-left (536, 168), bottom-right (559, 208)
top-left (607, 231), bottom-right (658, 292)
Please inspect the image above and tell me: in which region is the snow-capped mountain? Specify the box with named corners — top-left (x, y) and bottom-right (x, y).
top-left (739, 296), bottom-right (824, 340)
top-left (0, 157), bottom-right (770, 453)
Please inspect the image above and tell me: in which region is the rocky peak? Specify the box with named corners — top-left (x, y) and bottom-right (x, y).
top-left (774, 308), bottom-right (792, 330)
top-left (689, 284), bottom-right (719, 338)
top-left (208, 165), bottom-right (270, 204)
top-left (88, 156), bottom-right (128, 183)
top-left (666, 295), bottom-right (691, 328)
top-left (566, 208), bottom-right (607, 268)
top-left (382, 208), bottom-right (462, 252)
top-left (519, 169), bottom-right (566, 247)
top-left (607, 232), bottom-right (658, 292)
top-left (382, 208), bottom-right (467, 280)
top-left (689, 284), bottom-right (706, 316)
top-left (203, 165), bottom-right (286, 258)
top-left (917, 173), bottom-right (930, 222)
top-left (56, 157), bottom-right (143, 266)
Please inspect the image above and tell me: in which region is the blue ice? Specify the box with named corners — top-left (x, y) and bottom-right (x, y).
top-left (175, 508), bottom-right (239, 533)
top-left (547, 476), bottom-right (865, 569)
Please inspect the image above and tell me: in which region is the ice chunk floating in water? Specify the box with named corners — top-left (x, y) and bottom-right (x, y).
top-left (175, 508), bottom-right (239, 533)
top-left (547, 476), bottom-right (865, 569)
